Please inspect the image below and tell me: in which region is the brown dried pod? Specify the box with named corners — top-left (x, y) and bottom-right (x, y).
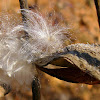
top-left (35, 43), bottom-right (100, 85)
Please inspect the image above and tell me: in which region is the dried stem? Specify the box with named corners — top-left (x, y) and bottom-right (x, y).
top-left (32, 76), bottom-right (41, 100)
top-left (19, 0), bottom-right (28, 22)
top-left (19, 0), bottom-right (41, 100)
top-left (94, 0), bottom-right (100, 28)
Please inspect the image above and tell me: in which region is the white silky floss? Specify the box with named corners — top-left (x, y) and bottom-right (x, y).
top-left (0, 10), bottom-right (69, 90)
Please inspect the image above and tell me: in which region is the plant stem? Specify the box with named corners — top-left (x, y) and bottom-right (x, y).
top-left (19, 1), bottom-right (41, 100)
top-left (32, 76), bottom-right (41, 100)
top-left (19, 0), bottom-right (28, 22)
top-left (94, 0), bottom-right (100, 28)
top-left (19, 0), bottom-right (29, 38)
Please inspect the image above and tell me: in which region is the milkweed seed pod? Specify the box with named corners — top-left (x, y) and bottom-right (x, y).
top-left (35, 43), bottom-right (100, 85)
top-left (0, 10), bottom-right (69, 91)
top-left (19, 9), bottom-right (70, 61)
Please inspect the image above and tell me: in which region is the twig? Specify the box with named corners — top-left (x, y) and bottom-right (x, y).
top-left (19, 0), bottom-right (28, 22)
top-left (19, 0), bottom-right (41, 100)
top-left (94, 0), bottom-right (100, 28)
top-left (32, 76), bottom-right (41, 100)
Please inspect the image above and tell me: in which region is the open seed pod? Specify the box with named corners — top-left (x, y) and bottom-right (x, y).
top-left (35, 43), bottom-right (100, 85)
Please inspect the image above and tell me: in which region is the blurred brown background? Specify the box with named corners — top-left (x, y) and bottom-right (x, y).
top-left (0, 0), bottom-right (100, 100)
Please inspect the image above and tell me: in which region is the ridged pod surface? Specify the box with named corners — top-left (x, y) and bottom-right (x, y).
top-left (36, 43), bottom-right (100, 84)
